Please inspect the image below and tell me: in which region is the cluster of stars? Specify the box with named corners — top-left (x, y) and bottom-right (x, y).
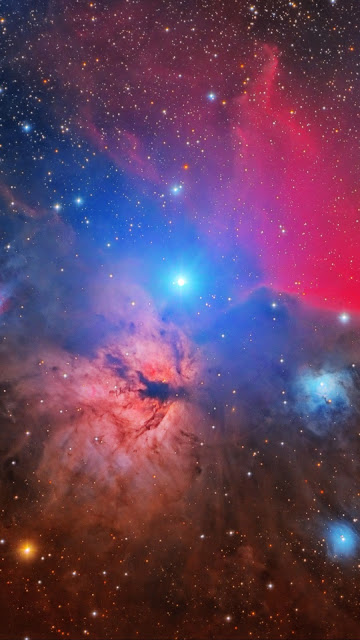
top-left (1, 0), bottom-right (360, 639)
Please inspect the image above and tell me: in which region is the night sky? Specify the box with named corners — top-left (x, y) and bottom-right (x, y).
top-left (1, 1), bottom-right (360, 639)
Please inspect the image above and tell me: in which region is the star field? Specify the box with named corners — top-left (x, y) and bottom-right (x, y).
top-left (1, 1), bottom-right (360, 639)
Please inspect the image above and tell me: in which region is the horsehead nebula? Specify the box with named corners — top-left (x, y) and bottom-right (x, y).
top-left (1, 1), bottom-right (360, 639)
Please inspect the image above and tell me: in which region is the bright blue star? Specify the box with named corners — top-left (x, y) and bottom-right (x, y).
top-left (207, 92), bottom-right (216, 101)
top-left (171, 185), bottom-right (183, 195)
top-left (75, 197), bottom-right (83, 205)
top-left (22, 123), bottom-right (32, 133)
top-left (175, 276), bottom-right (186, 287)
top-left (339, 312), bottom-right (350, 324)
top-left (327, 522), bottom-right (358, 558)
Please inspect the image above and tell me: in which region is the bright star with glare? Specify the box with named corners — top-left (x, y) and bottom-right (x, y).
top-left (207, 92), bottom-right (216, 101)
top-left (18, 542), bottom-right (36, 559)
top-left (176, 277), bottom-right (186, 287)
top-left (22, 123), bottom-right (32, 133)
top-left (171, 185), bottom-right (183, 194)
top-left (339, 312), bottom-right (350, 324)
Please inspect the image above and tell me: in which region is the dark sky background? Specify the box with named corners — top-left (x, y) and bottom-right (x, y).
top-left (1, 1), bottom-right (360, 639)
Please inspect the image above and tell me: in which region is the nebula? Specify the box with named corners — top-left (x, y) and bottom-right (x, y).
top-left (1, 1), bottom-right (360, 639)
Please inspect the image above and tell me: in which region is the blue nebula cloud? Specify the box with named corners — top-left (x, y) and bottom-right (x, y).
top-left (293, 368), bottom-right (353, 433)
top-left (327, 522), bottom-right (358, 559)
top-left (298, 370), bottom-right (351, 410)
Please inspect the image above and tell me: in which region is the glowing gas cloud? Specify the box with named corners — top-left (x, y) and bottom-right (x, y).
top-left (1, 1), bottom-right (360, 639)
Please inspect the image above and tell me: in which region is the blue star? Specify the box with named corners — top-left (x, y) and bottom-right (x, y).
top-left (175, 276), bottom-right (186, 287)
top-left (339, 312), bottom-right (350, 324)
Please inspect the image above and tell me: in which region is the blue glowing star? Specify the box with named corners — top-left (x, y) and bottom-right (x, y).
top-left (22, 123), bottom-right (32, 133)
top-left (171, 185), bottom-right (183, 194)
top-left (339, 312), bottom-right (350, 324)
top-left (327, 522), bottom-right (358, 558)
top-left (207, 92), bottom-right (216, 101)
top-left (75, 197), bottom-right (83, 205)
top-left (176, 276), bottom-right (186, 287)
